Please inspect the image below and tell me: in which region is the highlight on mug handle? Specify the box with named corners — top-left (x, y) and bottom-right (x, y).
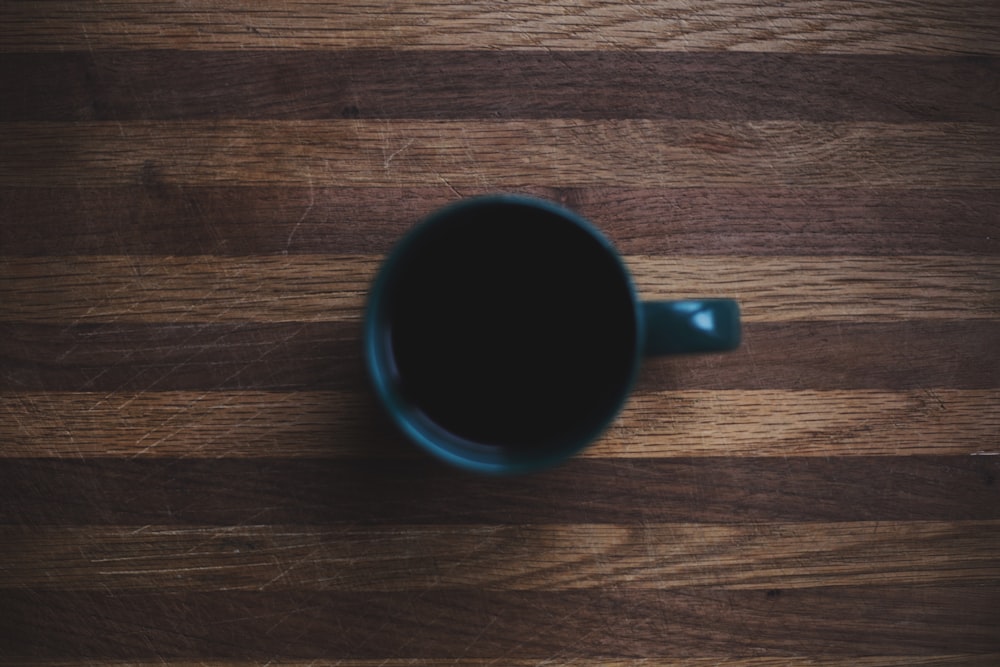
top-left (641, 299), bottom-right (741, 356)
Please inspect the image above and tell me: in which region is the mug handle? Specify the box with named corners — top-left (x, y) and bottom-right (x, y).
top-left (642, 299), bottom-right (741, 356)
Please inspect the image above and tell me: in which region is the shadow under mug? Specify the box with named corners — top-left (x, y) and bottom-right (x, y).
top-left (364, 194), bottom-right (741, 474)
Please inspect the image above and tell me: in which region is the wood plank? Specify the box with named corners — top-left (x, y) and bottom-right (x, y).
top-left (2, 186), bottom-right (998, 257)
top-left (1, 521), bottom-right (997, 591)
top-left (0, 321), bottom-right (364, 393)
top-left (0, 390), bottom-right (400, 459)
top-left (3, 121), bottom-right (998, 188)
top-left (609, 390), bottom-right (1000, 457)
top-left (2, 0), bottom-right (998, 54)
top-left (0, 255), bottom-right (375, 324)
top-left (0, 457), bottom-right (995, 525)
top-left (2, 390), bottom-right (997, 458)
top-left (6, 660), bottom-right (999, 667)
top-left (3, 255), bottom-right (996, 324)
top-left (5, 660), bottom-right (1000, 667)
top-left (3, 1), bottom-right (995, 663)
top-left (2, 320), bottom-right (997, 392)
top-left (1, 587), bottom-right (997, 658)
top-left (4, 51), bottom-right (998, 122)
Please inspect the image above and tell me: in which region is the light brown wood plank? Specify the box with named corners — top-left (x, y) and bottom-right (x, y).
top-left (0, 256), bottom-right (374, 324)
top-left (3, 121), bottom-right (998, 188)
top-left (3, 390), bottom-right (996, 458)
top-left (2, 0), bottom-right (998, 54)
top-left (606, 389), bottom-right (1000, 457)
top-left (1, 521), bottom-right (997, 591)
top-left (2, 256), bottom-right (997, 323)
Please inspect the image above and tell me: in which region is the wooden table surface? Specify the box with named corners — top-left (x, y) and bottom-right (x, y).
top-left (2, 1), bottom-right (999, 664)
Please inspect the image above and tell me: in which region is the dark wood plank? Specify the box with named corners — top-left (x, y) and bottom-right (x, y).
top-left (0, 457), bottom-right (995, 525)
top-left (3, 186), bottom-right (997, 256)
top-left (4, 51), bottom-right (998, 122)
top-left (639, 320), bottom-right (1000, 391)
top-left (1, 587), bottom-right (997, 659)
top-left (0, 321), bottom-right (363, 392)
top-left (2, 321), bottom-right (996, 392)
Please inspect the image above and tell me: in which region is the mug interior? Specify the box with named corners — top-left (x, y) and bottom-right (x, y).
top-left (365, 195), bottom-right (640, 474)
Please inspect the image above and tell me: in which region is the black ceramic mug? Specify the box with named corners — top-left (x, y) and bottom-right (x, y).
top-left (365, 195), bottom-right (741, 474)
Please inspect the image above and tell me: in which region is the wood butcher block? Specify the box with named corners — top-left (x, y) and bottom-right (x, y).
top-left (1, 1), bottom-right (999, 664)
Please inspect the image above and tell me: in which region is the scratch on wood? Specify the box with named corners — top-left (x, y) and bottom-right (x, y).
top-left (383, 138), bottom-right (414, 171)
top-left (285, 168), bottom-right (315, 253)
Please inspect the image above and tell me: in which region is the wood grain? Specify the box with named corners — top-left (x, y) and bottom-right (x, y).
top-left (5, 51), bottom-right (998, 122)
top-left (2, 186), bottom-right (998, 257)
top-left (3, 661), bottom-right (999, 667)
top-left (4, 0), bottom-right (999, 663)
top-left (1, 587), bottom-right (998, 658)
top-left (3, 0), bottom-right (999, 54)
top-left (4, 320), bottom-right (997, 391)
top-left (4, 120), bottom-right (998, 188)
top-left (3, 255), bottom-right (996, 323)
top-left (0, 457), bottom-right (995, 525)
top-left (6, 661), bottom-right (998, 667)
top-left (3, 521), bottom-right (997, 591)
top-left (2, 390), bottom-right (996, 458)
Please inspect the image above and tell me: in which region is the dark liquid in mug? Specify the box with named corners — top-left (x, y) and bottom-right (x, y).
top-left (387, 203), bottom-right (636, 448)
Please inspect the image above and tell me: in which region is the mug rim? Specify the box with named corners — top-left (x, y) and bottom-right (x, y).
top-left (363, 193), bottom-right (644, 474)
